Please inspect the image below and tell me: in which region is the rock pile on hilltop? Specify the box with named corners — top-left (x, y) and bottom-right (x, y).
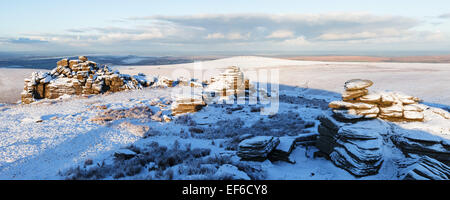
top-left (21, 56), bottom-right (151, 104)
top-left (172, 66), bottom-right (257, 115)
top-left (329, 79), bottom-right (425, 122)
top-left (203, 66), bottom-right (253, 102)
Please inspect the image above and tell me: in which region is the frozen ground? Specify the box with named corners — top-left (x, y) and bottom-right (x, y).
top-left (0, 56), bottom-right (449, 180)
top-left (117, 56), bottom-right (450, 105)
top-left (2, 56), bottom-right (450, 105)
top-left (0, 82), bottom-right (448, 180)
top-left (0, 68), bottom-right (50, 104)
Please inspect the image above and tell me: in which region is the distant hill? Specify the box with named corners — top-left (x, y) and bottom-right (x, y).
top-left (284, 55), bottom-right (450, 63)
top-left (0, 55), bottom-right (205, 69)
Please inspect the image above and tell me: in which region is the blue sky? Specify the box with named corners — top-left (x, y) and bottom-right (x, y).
top-left (1, 0), bottom-right (450, 55)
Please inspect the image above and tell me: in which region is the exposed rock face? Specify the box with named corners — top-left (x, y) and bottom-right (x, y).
top-left (316, 114), bottom-right (388, 176)
top-left (293, 132), bottom-right (318, 146)
top-left (21, 56), bottom-right (152, 104)
top-left (118, 121), bottom-right (151, 137)
top-left (431, 107), bottom-right (450, 119)
top-left (402, 156), bottom-right (450, 180)
top-left (342, 89), bottom-right (368, 101)
top-left (391, 128), bottom-right (450, 166)
top-left (203, 66), bottom-right (255, 103)
top-left (90, 106), bottom-right (154, 124)
top-left (114, 149), bottom-right (137, 160)
top-left (329, 79), bottom-right (424, 122)
top-left (171, 94), bottom-right (206, 116)
top-left (237, 136), bottom-right (280, 161)
top-left (269, 136), bottom-right (296, 163)
top-left (172, 66), bottom-right (258, 115)
top-left (344, 79), bottom-right (373, 91)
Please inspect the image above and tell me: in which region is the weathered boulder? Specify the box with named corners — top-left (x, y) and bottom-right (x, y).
top-left (118, 121), bottom-right (151, 137)
top-left (203, 66), bottom-right (254, 103)
top-left (90, 106), bottom-right (154, 124)
top-left (171, 94), bottom-right (206, 116)
top-left (329, 101), bottom-right (376, 110)
top-left (357, 93), bottom-right (381, 103)
top-left (431, 107), bottom-right (450, 119)
top-left (342, 89), bottom-right (368, 101)
top-left (293, 132), bottom-right (318, 146)
top-left (237, 136), bottom-right (280, 161)
top-left (114, 149), bottom-right (137, 160)
top-left (332, 109), bottom-right (376, 122)
top-left (78, 56), bottom-right (88, 62)
top-left (316, 114), bottom-right (388, 176)
top-left (403, 111), bottom-right (424, 121)
top-left (269, 136), bottom-right (296, 163)
top-left (344, 79), bottom-right (373, 91)
top-left (402, 156), bottom-right (450, 180)
top-left (329, 79), bottom-right (425, 122)
top-left (379, 104), bottom-right (404, 119)
top-left (21, 56), bottom-right (153, 104)
top-left (391, 128), bottom-right (450, 165)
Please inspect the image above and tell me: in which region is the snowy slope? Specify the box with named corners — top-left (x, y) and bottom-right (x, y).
top-left (117, 56), bottom-right (450, 105)
top-left (0, 56), bottom-right (449, 180)
top-left (0, 81), bottom-right (448, 179)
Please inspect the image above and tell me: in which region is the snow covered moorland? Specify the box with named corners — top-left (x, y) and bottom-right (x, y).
top-left (0, 56), bottom-right (449, 180)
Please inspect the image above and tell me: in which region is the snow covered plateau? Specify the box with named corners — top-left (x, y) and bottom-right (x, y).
top-left (0, 56), bottom-right (449, 180)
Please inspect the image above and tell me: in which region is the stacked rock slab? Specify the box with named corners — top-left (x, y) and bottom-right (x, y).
top-left (402, 156), bottom-right (450, 180)
top-left (329, 79), bottom-right (424, 122)
top-left (391, 128), bottom-right (450, 166)
top-left (171, 94), bottom-right (206, 116)
top-left (21, 56), bottom-right (151, 104)
top-left (172, 66), bottom-right (253, 115)
top-left (316, 114), bottom-right (388, 176)
top-left (203, 66), bottom-right (251, 102)
top-left (237, 136), bottom-right (280, 161)
top-left (269, 136), bottom-right (296, 163)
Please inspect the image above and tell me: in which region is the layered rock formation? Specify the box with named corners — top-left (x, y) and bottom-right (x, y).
top-left (90, 106), bottom-right (155, 125)
top-left (391, 128), bottom-right (450, 166)
top-left (317, 107), bottom-right (450, 177)
top-left (203, 66), bottom-right (252, 102)
top-left (316, 114), bottom-right (389, 176)
top-left (171, 94), bottom-right (206, 116)
top-left (237, 136), bottom-right (280, 161)
top-left (402, 156), bottom-right (450, 180)
top-left (269, 136), bottom-right (297, 163)
top-left (172, 66), bottom-right (258, 115)
top-left (21, 56), bottom-right (151, 104)
top-left (329, 79), bottom-right (424, 122)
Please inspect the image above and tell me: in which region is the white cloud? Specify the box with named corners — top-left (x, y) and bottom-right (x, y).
top-left (206, 33), bottom-right (225, 39)
top-left (318, 32), bottom-right (378, 41)
top-left (266, 30), bottom-right (295, 39)
top-left (5, 13), bottom-right (450, 53)
top-left (206, 32), bottom-right (251, 40)
top-left (226, 32), bottom-right (250, 40)
top-left (438, 13), bottom-right (450, 19)
top-left (282, 36), bottom-right (310, 45)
